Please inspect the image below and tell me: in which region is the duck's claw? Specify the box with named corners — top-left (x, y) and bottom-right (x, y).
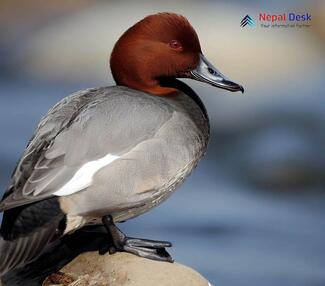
top-left (101, 215), bottom-right (173, 263)
top-left (123, 243), bottom-right (173, 262)
top-left (125, 237), bottom-right (172, 248)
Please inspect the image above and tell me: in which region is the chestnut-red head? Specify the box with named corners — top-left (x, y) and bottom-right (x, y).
top-left (110, 12), bottom-right (243, 95)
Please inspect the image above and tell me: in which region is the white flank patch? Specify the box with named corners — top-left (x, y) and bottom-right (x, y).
top-left (53, 154), bottom-right (119, 196)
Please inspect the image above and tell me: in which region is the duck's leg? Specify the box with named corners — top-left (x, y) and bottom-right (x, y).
top-left (101, 215), bottom-right (173, 262)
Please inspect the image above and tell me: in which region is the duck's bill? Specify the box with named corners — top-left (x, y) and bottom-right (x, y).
top-left (189, 54), bottom-right (244, 93)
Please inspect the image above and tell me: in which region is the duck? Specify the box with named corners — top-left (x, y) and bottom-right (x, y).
top-left (0, 12), bottom-right (243, 276)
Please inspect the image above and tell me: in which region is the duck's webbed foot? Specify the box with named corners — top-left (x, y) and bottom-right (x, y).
top-left (101, 215), bottom-right (173, 263)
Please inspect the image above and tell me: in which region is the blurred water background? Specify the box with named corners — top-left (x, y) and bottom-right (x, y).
top-left (0, 1), bottom-right (324, 285)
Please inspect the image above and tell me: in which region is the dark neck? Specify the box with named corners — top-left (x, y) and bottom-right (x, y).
top-left (159, 77), bottom-right (209, 121)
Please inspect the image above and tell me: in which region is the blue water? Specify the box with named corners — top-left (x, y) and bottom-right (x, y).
top-left (0, 80), bottom-right (325, 286)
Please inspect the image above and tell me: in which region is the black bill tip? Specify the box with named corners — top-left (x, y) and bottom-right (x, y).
top-left (220, 79), bottom-right (245, 93)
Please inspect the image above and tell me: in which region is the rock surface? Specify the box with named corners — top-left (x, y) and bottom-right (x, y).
top-left (42, 252), bottom-right (212, 286)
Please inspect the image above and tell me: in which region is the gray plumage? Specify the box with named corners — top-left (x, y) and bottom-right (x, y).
top-left (0, 85), bottom-right (209, 275)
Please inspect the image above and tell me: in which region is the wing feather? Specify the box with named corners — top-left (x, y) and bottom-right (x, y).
top-left (0, 87), bottom-right (100, 210)
top-left (0, 86), bottom-right (173, 211)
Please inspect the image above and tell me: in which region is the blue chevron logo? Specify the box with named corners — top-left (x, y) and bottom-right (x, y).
top-left (241, 15), bottom-right (255, 27)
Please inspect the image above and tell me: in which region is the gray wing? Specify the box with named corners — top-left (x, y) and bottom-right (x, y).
top-left (0, 86), bottom-right (173, 211)
top-left (0, 87), bottom-right (101, 210)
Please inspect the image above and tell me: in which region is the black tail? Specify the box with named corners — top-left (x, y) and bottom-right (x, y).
top-left (0, 225), bottom-right (58, 277)
top-left (0, 198), bottom-right (65, 278)
top-left (1, 226), bottom-right (110, 286)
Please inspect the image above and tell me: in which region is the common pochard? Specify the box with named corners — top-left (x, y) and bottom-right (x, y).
top-left (0, 12), bottom-right (243, 275)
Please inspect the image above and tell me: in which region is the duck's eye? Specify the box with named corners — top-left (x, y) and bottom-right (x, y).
top-left (169, 40), bottom-right (182, 50)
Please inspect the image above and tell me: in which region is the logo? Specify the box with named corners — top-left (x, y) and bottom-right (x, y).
top-left (240, 15), bottom-right (255, 27)
top-left (240, 12), bottom-right (312, 29)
